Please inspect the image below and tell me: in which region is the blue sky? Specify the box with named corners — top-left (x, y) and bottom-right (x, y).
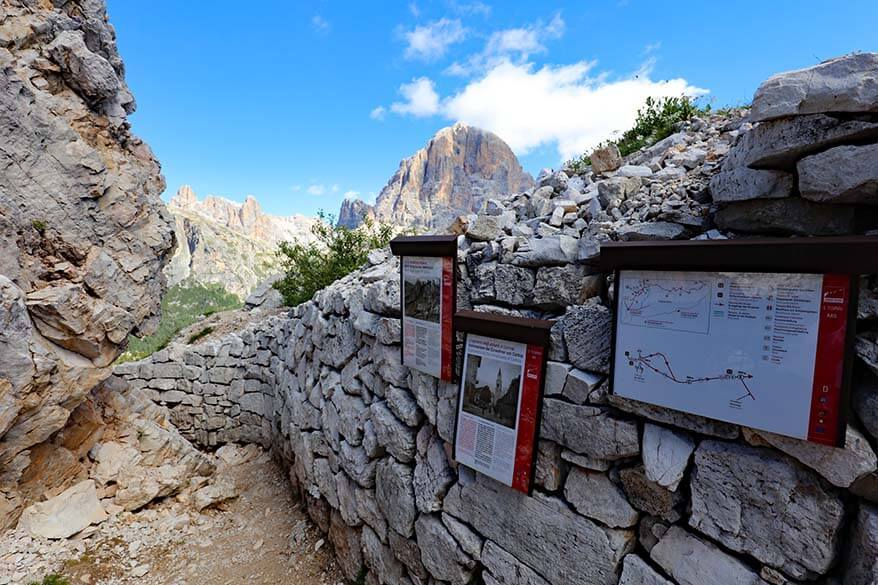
top-left (109, 0), bottom-right (878, 218)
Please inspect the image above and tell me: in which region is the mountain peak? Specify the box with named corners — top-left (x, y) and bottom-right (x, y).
top-left (344, 124), bottom-right (532, 229)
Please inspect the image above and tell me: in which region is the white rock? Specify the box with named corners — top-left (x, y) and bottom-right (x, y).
top-left (642, 424), bottom-right (696, 491)
top-left (651, 526), bottom-right (769, 585)
top-left (19, 480), bottom-right (107, 539)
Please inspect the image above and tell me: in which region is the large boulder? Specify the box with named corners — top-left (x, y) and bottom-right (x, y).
top-left (750, 53), bottom-right (878, 121)
top-left (18, 480), bottom-right (107, 539)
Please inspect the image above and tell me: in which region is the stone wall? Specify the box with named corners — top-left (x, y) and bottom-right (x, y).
top-left (113, 55), bottom-right (878, 585)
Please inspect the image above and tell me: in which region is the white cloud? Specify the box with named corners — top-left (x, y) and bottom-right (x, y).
top-left (403, 18), bottom-right (466, 61)
top-left (370, 106), bottom-right (387, 120)
top-left (450, 1), bottom-right (491, 16)
top-left (408, 2), bottom-right (420, 17)
top-left (343, 190), bottom-right (361, 201)
top-left (307, 184), bottom-right (327, 196)
top-left (290, 185), bottom-right (302, 192)
top-left (447, 12), bottom-right (564, 75)
top-left (390, 77), bottom-right (440, 117)
top-left (331, 184), bottom-right (340, 193)
top-left (393, 60), bottom-right (707, 161)
top-left (312, 15), bottom-right (330, 35)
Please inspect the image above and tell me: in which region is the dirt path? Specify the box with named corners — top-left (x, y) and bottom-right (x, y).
top-left (1, 448), bottom-right (342, 585)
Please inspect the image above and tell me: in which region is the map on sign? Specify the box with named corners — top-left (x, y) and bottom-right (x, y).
top-left (620, 276), bottom-right (711, 333)
top-left (612, 269), bottom-right (850, 444)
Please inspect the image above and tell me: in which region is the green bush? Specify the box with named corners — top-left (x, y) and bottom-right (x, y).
top-left (29, 575), bottom-right (70, 585)
top-left (116, 282), bottom-right (241, 363)
top-left (274, 212), bottom-right (394, 307)
top-left (567, 95), bottom-right (706, 173)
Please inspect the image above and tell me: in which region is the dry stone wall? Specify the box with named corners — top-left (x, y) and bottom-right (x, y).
top-left (114, 54), bottom-right (878, 585)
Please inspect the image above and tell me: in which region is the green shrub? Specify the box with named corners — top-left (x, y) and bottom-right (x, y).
top-left (566, 95), bottom-right (706, 172)
top-left (188, 326), bottom-right (214, 344)
top-left (116, 282), bottom-right (241, 363)
top-left (31, 219), bottom-right (47, 233)
top-left (274, 212), bottom-right (394, 307)
top-left (29, 575), bottom-right (70, 585)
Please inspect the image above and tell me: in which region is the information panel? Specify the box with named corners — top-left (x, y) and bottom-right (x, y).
top-left (401, 255), bottom-right (454, 380)
top-left (454, 334), bottom-right (545, 493)
top-left (612, 270), bottom-right (851, 446)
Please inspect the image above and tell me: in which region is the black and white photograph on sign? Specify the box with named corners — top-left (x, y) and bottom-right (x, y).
top-left (404, 277), bottom-right (441, 323)
top-left (461, 353), bottom-right (521, 429)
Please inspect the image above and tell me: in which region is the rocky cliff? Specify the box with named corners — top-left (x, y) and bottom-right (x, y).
top-left (340, 123), bottom-right (534, 230)
top-left (165, 186), bottom-right (317, 298)
top-left (0, 0), bottom-right (176, 527)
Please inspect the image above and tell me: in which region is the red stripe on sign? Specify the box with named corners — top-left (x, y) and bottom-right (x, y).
top-left (511, 344), bottom-right (544, 493)
top-left (440, 257), bottom-right (454, 381)
top-left (807, 274), bottom-right (850, 446)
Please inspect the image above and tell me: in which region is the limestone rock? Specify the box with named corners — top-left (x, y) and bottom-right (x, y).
top-left (608, 394), bottom-right (739, 439)
top-left (413, 427), bottom-right (455, 513)
top-left (245, 274), bottom-right (285, 311)
top-left (193, 476), bottom-right (238, 511)
top-left (709, 166), bottom-right (794, 203)
top-left (651, 526), bottom-right (769, 585)
top-left (743, 426), bottom-right (876, 488)
top-left (618, 222), bottom-right (686, 241)
top-left (481, 540), bottom-right (550, 585)
top-left (564, 467), bottom-right (638, 528)
top-left (642, 424), bottom-right (696, 491)
top-left (561, 304), bottom-right (613, 373)
top-left (361, 525), bottom-right (406, 585)
top-left (740, 114), bottom-right (878, 170)
top-left (532, 266), bottom-right (601, 309)
top-left (444, 475), bottom-right (634, 585)
top-left (18, 480), bottom-right (107, 539)
top-left (714, 197), bottom-right (861, 236)
top-left (534, 440), bottom-right (563, 492)
top-left (370, 402), bottom-right (417, 463)
top-left (618, 554), bottom-right (674, 585)
top-left (375, 458), bottom-right (416, 538)
top-left (415, 514), bottom-right (476, 584)
top-left (590, 144), bottom-right (623, 174)
top-left (619, 466), bottom-right (684, 523)
top-left (798, 144), bottom-right (878, 205)
top-left (540, 399), bottom-right (639, 460)
top-left (690, 441), bottom-right (845, 579)
top-left (329, 510), bottom-right (364, 581)
top-left (844, 503), bottom-right (878, 585)
top-left (47, 30), bottom-right (120, 103)
top-left (750, 53), bottom-right (878, 121)
top-left (511, 236), bottom-right (578, 267)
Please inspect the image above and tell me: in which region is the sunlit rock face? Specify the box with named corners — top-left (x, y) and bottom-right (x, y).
top-left (341, 123), bottom-right (534, 230)
top-left (0, 0), bottom-right (175, 528)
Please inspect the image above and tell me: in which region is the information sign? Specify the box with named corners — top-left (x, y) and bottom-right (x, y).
top-left (612, 270), bottom-right (851, 445)
top-left (390, 236), bottom-right (457, 381)
top-left (452, 311), bottom-right (551, 493)
top-left (600, 236), bottom-right (872, 448)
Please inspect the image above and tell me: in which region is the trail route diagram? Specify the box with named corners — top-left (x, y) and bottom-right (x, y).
top-left (623, 349), bottom-right (756, 409)
top-left (611, 269), bottom-right (848, 443)
top-left (620, 276), bottom-right (711, 333)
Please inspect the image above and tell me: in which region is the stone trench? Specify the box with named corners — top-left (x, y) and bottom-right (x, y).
top-left (109, 56), bottom-right (878, 585)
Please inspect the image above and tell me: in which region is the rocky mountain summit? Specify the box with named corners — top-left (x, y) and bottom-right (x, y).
top-left (0, 0), bottom-right (175, 528)
top-left (165, 186), bottom-right (317, 297)
top-left (339, 123), bottom-right (534, 229)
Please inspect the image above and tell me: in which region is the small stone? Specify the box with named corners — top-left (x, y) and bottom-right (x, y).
top-left (590, 144), bottom-right (623, 173)
top-left (564, 467), bottom-right (638, 528)
top-left (651, 526), bottom-right (769, 585)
